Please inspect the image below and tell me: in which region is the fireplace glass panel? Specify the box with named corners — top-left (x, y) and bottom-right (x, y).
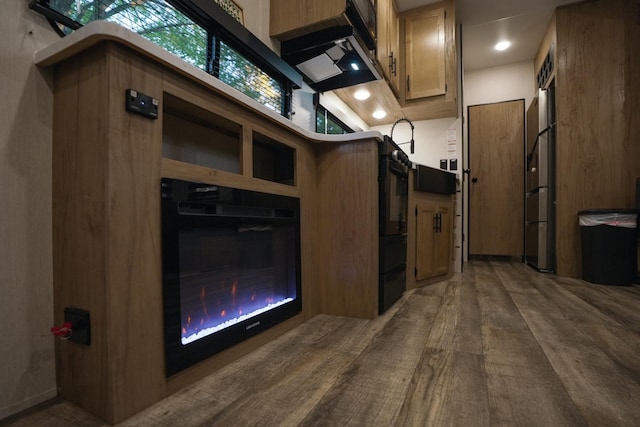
top-left (179, 221), bottom-right (297, 344)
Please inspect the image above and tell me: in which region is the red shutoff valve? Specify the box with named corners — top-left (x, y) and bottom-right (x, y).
top-left (50, 322), bottom-right (73, 340)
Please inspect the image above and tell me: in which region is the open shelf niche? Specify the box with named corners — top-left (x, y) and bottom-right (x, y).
top-left (253, 131), bottom-right (296, 186)
top-left (162, 93), bottom-right (243, 174)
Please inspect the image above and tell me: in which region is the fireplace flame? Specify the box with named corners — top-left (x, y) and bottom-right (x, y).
top-left (180, 275), bottom-right (294, 342)
top-left (181, 297), bottom-right (295, 345)
top-left (200, 287), bottom-right (209, 316)
top-left (231, 279), bottom-right (237, 307)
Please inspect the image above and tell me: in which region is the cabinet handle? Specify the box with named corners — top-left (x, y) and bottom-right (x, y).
top-left (392, 57), bottom-right (397, 76)
top-left (407, 75), bottom-right (410, 92)
top-left (388, 53), bottom-right (393, 70)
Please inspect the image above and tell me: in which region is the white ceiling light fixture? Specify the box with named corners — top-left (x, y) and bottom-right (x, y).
top-left (354, 89), bottom-right (370, 100)
top-left (373, 110), bottom-right (387, 119)
top-left (495, 40), bottom-right (511, 51)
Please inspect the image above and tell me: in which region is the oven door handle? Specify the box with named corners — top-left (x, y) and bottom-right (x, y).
top-left (388, 162), bottom-right (408, 178)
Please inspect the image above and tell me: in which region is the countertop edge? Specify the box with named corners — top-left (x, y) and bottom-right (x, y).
top-left (33, 21), bottom-right (384, 145)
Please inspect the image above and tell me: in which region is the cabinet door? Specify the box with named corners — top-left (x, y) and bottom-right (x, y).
top-left (415, 203), bottom-right (436, 280)
top-left (404, 7), bottom-right (446, 100)
top-left (377, 0), bottom-right (400, 94)
top-left (434, 205), bottom-right (450, 275)
top-left (270, 0), bottom-right (347, 38)
top-left (376, 0), bottom-right (390, 80)
top-left (388, 1), bottom-right (400, 94)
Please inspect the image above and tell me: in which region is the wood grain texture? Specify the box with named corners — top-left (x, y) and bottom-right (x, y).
top-left (46, 38), bottom-right (375, 423)
top-left (553, 0), bottom-right (640, 277)
top-left (11, 259), bottom-right (640, 427)
top-left (52, 43), bottom-right (168, 423)
top-left (407, 189), bottom-right (454, 289)
top-left (269, 0), bottom-right (347, 39)
top-left (333, 80), bottom-right (404, 126)
top-left (416, 202), bottom-right (438, 279)
top-left (404, 6), bottom-right (446, 100)
top-left (314, 140), bottom-right (379, 319)
top-left (399, 0), bottom-right (458, 117)
top-left (52, 44), bottom-right (112, 420)
top-left (469, 99), bottom-right (525, 257)
top-left (376, 0), bottom-right (401, 95)
top-left (333, 0), bottom-right (458, 126)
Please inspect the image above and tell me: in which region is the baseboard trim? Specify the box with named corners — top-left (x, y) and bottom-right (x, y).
top-left (0, 388), bottom-right (57, 422)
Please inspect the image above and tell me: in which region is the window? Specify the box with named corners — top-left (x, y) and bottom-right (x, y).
top-left (32, 0), bottom-right (292, 117)
top-left (316, 105), bottom-right (354, 134)
top-left (216, 40), bottom-right (284, 115)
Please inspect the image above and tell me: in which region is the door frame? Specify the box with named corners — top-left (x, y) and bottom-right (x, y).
top-left (464, 99), bottom-right (526, 262)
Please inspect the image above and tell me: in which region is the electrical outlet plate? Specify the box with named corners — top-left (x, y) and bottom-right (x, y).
top-left (125, 88), bottom-right (158, 119)
top-left (64, 307), bottom-right (91, 345)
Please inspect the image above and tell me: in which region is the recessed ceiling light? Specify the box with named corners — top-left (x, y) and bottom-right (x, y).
top-left (495, 41), bottom-right (511, 51)
top-left (354, 89), bottom-right (370, 100)
top-left (373, 110), bottom-right (386, 119)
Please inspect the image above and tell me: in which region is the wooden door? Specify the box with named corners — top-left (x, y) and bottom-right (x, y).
top-left (468, 100), bottom-right (524, 256)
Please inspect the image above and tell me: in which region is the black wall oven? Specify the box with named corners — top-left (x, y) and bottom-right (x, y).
top-left (379, 136), bottom-right (410, 313)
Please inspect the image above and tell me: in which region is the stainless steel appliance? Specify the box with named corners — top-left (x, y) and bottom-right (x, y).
top-left (526, 83), bottom-right (556, 271)
top-left (379, 136), bottom-right (410, 313)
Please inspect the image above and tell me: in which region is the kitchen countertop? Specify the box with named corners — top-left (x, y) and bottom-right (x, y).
top-left (33, 20), bottom-right (384, 145)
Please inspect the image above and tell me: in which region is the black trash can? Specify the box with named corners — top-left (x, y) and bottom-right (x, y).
top-left (578, 209), bottom-right (638, 285)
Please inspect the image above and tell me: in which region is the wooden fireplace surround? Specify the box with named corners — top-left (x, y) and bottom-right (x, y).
top-left (36, 22), bottom-right (381, 424)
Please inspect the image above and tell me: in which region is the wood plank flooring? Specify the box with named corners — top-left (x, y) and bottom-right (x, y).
top-left (4, 259), bottom-right (640, 426)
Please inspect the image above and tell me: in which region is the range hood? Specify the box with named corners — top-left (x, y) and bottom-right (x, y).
top-left (280, 24), bottom-right (382, 92)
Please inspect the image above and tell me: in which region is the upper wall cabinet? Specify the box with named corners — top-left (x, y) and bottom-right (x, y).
top-left (377, 0), bottom-right (400, 95)
top-left (333, 0), bottom-right (457, 125)
top-left (270, 0), bottom-right (348, 39)
top-left (403, 6), bottom-right (446, 100)
top-left (399, 0), bottom-right (457, 119)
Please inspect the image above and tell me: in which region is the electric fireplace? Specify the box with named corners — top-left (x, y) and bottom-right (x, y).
top-left (161, 178), bottom-right (301, 376)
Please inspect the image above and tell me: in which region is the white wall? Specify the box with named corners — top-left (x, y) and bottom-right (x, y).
top-left (464, 61), bottom-right (536, 109)
top-left (371, 117), bottom-right (462, 171)
top-left (0, 1), bottom-right (59, 419)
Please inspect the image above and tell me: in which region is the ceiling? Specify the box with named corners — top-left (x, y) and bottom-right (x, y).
top-left (396, 0), bottom-right (580, 71)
